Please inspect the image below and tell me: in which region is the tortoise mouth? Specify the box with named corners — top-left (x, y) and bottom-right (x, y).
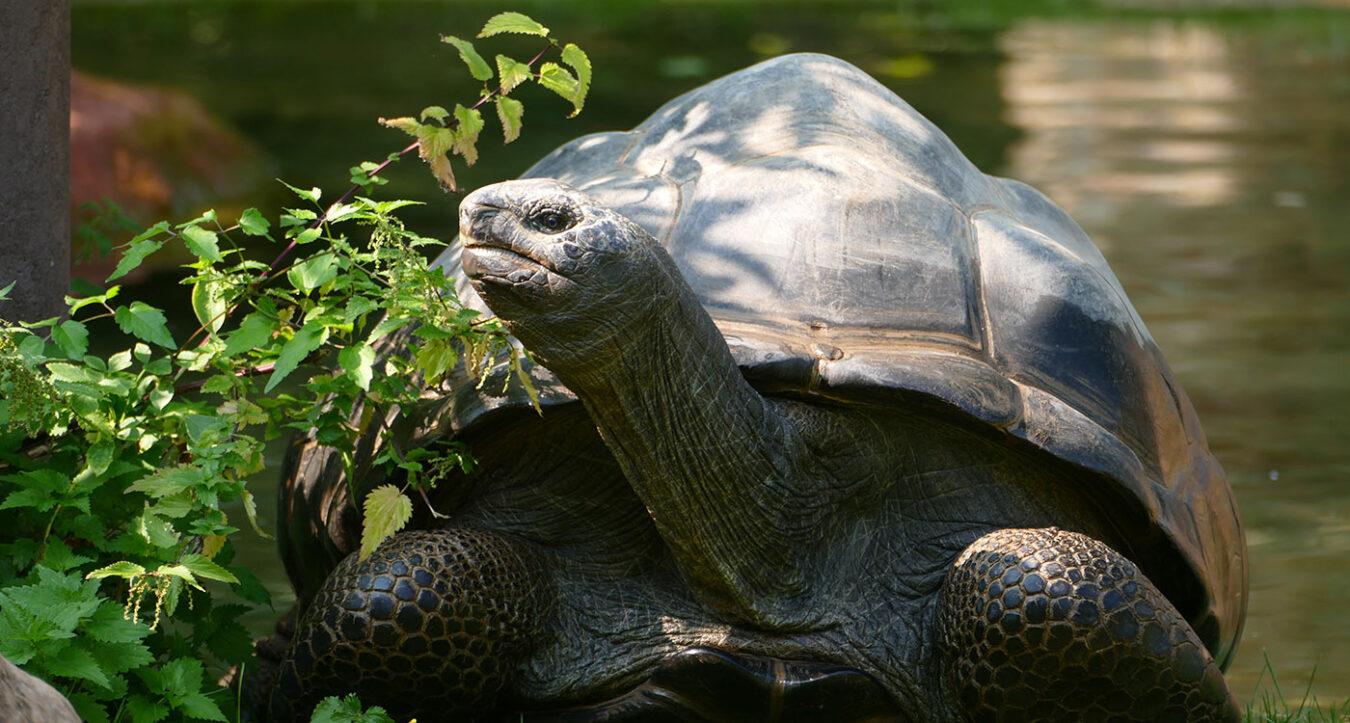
top-left (461, 243), bottom-right (557, 289)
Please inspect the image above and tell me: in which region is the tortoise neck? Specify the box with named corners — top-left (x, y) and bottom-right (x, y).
top-left (555, 262), bottom-right (815, 626)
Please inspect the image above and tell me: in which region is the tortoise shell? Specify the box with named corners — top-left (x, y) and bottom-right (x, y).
top-left (437, 53), bottom-right (1246, 668)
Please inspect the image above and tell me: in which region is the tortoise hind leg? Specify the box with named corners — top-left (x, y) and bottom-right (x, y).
top-left (937, 527), bottom-right (1238, 722)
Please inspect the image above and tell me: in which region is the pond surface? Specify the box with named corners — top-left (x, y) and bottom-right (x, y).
top-left (73, 0), bottom-right (1350, 705)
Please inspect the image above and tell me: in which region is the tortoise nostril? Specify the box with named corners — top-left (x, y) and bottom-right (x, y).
top-left (562, 242), bottom-right (584, 260)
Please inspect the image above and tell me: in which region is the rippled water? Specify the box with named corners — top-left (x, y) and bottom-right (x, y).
top-left (73, 1), bottom-right (1350, 704)
top-left (996, 17), bottom-right (1350, 700)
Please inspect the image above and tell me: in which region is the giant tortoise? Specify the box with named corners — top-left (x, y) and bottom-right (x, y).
top-left (269, 53), bottom-right (1247, 721)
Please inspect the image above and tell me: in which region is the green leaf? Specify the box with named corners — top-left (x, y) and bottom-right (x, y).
top-left (419, 105), bottom-right (449, 122)
top-left (0, 280), bottom-right (14, 300)
top-left (84, 603), bottom-right (151, 644)
top-left (223, 312), bottom-right (275, 358)
top-left (114, 302), bottom-right (176, 349)
top-left (178, 691), bottom-right (227, 722)
top-left (479, 11), bottom-right (548, 38)
top-left (560, 43), bottom-right (592, 117)
top-left (136, 509), bottom-right (179, 548)
top-left (292, 226), bottom-right (322, 245)
top-left (287, 253), bottom-right (339, 293)
top-left (52, 319), bottom-right (89, 359)
top-left (179, 553), bottom-right (240, 585)
top-left (279, 179), bottom-right (321, 203)
top-left (378, 116), bottom-right (421, 138)
top-left (495, 54), bottom-right (532, 94)
top-left (367, 315), bottom-right (410, 342)
top-left (414, 338), bottom-right (458, 385)
top-left (241, 489), bottom-right (272, 539)
top-left (157, 563), bottom-right (202, 592)
top-left (265, 320), bottom-right (327, 392)
top-left (360, 484), bottom-right (412, 561)
top-left (108, 238), bottom-right (165, 282)
top-left (127, 465), bottom-right (206, 498)
top-left (538, 62), bottom-right (584, 116)
top-left (180, 225), bottom-right (223, 263)
top-left (338, 342), bottom-right (376, 391)
top-left (238, 207), bottom-right (270, 237)
top-left (45, 644), bottom-right (110, 688)
top-left (67, 284), bottom-right (120, 314)
top-left (495, 96), bottom-right (524, 144)
top-left (441, 35), bottom-right (493, 81)
top-left (191, 278), bottom-right (228, 334)
top-left (311, 694), bottom-right (395, 723)
top-left (87, 439), bottom-right (116, 476)
top-left (452, 104), bottom-right (484, 165)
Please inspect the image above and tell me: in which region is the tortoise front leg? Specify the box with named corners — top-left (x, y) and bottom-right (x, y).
top-left (937, 527), bottom-right (1238, 722)
top-left (268, 528), bottom-right (551, 722)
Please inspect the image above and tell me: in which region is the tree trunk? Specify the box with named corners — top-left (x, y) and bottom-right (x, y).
top-left (0, 1), bottom-right (70, 323)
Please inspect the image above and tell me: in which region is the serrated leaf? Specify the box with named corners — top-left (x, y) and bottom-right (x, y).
top-left (338, 342), bottom-right (376, 391)
top-left (127, 465), bottom-right (205, 498)
top-left (479, 11), bottom-right (548, 38)
top-left (240, 490), bottom-right (271, 539)
top-left (495, 54), bottom-right (532, 94)
top-left (114, 302), bottom-right (176, 349)
top-left (360, 484), bottom-right (412, 561)
top-left (45, 644), bottom-right (110, 687)
top-left (191, 278), bottom-right (228, 334)
top-left (278, 180), bottom-right (321, 203)
top-left (180, 225), bottom-right (222, 262)
top-left (38, 539), bottom-right (92, 572)
top-left (378, 116), bottom-right (421, 137)
top-left (157, 564), bottom-right (202, 591)
top-left (52, 319), bottom-right (89, 359)
top-left (287, 253), bottom-right (339, 293)
top-left (452, 104), bottom-right (484, 165)
top-left (560, 43), bottom-right (591, 117)
top-left (538, 62), bottom-right (583, 116)
top-left (265, 320), bottom-right (327, 392)
top-left (179, 552), bottom-right (240, 585)
top-left (137, 510), bottom-right (179, 549)
top-left (86, 560), bottom-right (147, 580)
top-left (87, 439), bottom-right (116, 476)
top-left (441, 35), bottom-right (492, 81)
top-left (420, 105), bottom-right (449, 122)
top-left (239, 207), bottom-right (270, 237)
top-left (85, 604), bottom-right (151, 644)
top-left (201, 533), bottom-right (226, 559)
top-left (108, 238), bottom-right (165, 282)
top-left (420, 125), bottom-right (455, 159)
top-left (428, 153), bottom-right (458, 192)
top-left (89, 637), bottom-right (154, 674)
top-left (415, 338), bottom-right (458, 385)
top-left (223, 312), bottom-right (274, 358)
top-left (495, 96), bottom-right (524, 144)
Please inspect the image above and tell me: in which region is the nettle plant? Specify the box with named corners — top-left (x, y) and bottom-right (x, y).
top-left (0, 13), bottom-right (585, 722)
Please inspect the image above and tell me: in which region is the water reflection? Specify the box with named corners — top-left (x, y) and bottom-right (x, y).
top-left (999, 17), bottom-right (1350, 702)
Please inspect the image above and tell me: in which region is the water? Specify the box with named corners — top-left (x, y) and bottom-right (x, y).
top-left (72, 0), bottom-right (1350, 704)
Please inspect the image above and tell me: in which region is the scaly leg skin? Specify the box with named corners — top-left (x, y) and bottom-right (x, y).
top-left (938, 528), bottom-right (1239, 723)
top-left (268, 528), bottom-right (550, 722)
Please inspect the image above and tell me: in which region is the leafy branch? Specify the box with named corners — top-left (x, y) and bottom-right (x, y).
top-left (381, 11), bottom-right (591, 191)
top-left (0, 11), bottom-right (585, 721)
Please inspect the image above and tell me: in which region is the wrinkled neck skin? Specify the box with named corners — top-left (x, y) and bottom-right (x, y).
top-left (507, 246), bottom-right (831, 629)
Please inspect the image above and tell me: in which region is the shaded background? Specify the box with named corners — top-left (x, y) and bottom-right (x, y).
top-left (70, 0), bottom-right (1350, 705)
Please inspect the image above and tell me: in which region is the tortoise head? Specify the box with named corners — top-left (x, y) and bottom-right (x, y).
top-left (459, 179), bottom-right (677, 367)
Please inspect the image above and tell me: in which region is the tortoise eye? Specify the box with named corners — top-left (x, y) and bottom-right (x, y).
top-left (530, 207), bottom-right (576, 234)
